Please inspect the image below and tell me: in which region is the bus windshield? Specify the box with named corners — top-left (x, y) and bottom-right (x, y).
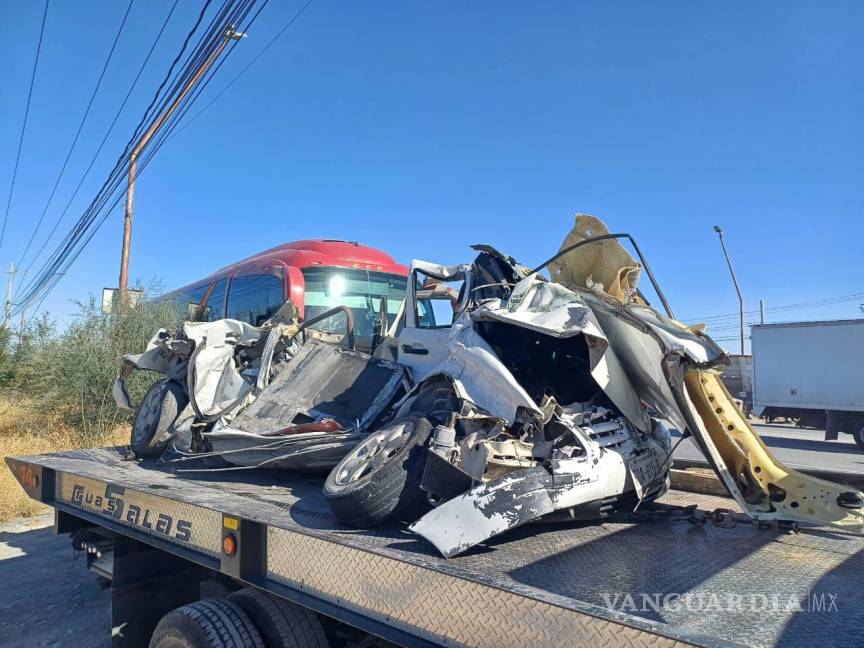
top-left (302, 268), bottom-right (407, 337)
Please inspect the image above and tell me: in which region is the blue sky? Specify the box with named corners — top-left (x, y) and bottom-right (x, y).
top-left (1, 1), bottom-right (861, 350)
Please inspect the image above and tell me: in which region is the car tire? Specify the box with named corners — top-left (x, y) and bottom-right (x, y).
top-left (227, 588), bottom-right (329, 648)
top-left (324, 414), bottom-right (433, 528)
top-left (149, 599), bottom-right (265, 648)
top-left (131, 379), bottom-right (188, 458)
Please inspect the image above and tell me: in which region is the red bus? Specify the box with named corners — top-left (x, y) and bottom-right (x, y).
top-left (168, 239), bottom-right (408, 343)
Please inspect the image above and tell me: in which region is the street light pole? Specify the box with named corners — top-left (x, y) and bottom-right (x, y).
top-left (713, 225), bottom-right (745, 355)
top-left (118, 26), bottom-right (244, 307)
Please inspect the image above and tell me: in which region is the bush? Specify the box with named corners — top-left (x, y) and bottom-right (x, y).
top-left (0, 288), bottom-right (181, 442)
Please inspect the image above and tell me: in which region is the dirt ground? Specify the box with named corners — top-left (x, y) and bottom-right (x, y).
top-left (0, 395), bottom-right (128, 524)
top-left (0, 513), bottom-right (109, 647)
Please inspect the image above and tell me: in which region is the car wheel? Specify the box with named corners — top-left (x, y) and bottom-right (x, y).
top-left (148, 599), bottom-right (264, 648)
top-left (323, 414), bottom-right (433, 528)
top-left (131, 379), bottom-right (188, 457)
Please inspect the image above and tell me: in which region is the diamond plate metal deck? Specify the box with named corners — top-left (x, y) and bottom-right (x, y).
top-left (11, 448), bottom-right (863, 648)
top-left (267, 527), bottom-right (684, 648)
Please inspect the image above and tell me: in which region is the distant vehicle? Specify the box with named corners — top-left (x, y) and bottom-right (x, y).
top-left (752, 319), bottom-right (864, 447)
top-left (165, 239), bottom-right (408, 348)
top-left (720, 354), bottom-right (753, 415)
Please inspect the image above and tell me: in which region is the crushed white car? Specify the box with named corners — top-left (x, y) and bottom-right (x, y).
top-left (116, 215), bottom-right (864, 558)
top-left (325, 215), bottom-right (864, 556)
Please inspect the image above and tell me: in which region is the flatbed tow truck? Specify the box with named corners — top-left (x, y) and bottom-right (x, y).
top-left (6, 447), bottom-right (861, 648)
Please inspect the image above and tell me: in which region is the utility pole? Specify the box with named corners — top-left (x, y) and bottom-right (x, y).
top-left (759, 299), bottom-right (765, 325)
top-left (713, 225), bottom-right (745, 355)
top-left (118, 26), bottom-right (245, 307)
top-left (3, 261), bottom-right (15, 330)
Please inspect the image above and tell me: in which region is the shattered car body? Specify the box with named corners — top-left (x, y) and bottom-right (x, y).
top-left (115, 318), bottom-right (267, 421)
top-left (550, 217), bottom-right (864, 533)
top-left (386, 251), bottom-right (676, 556)
top-left (115, 214), bottom-right (864, 559)
top-left (200, 340), bottom-right (406, 471)
top-left (390, 215), bottom-right (864, 556)
top-left (115, 304), bottom-right (407, 470)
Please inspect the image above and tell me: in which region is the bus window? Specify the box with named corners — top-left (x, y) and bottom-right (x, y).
top-left (205, 278), bottom-right (227, 321)
top-left (226, 273), bottom-right (285, 326)
top-left (182, 278), bottom-right (228, 321)
top-left (179, 284), bottom-right (210, 321)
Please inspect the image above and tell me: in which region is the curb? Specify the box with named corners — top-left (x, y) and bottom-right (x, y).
top-left (671, 459), bottom-right (864, 496)
top-left (669, 468), bottom-right (729, 497)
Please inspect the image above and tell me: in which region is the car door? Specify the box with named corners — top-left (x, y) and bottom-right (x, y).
top-left (395, 262), bottom-right (469, 381)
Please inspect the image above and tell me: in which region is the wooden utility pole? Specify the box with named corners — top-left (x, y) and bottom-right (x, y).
top-left (118, 27), bottom-right (244, 306)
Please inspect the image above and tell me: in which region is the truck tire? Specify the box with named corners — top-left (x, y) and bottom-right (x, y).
top-left (228, 588), bottom-right (329, 648)
top-left (131, 379), bottom-right (188, 457)
top-left (324, 414), bottom-right (433, 528)
top-left (149, 599), bottom-right (265, 648)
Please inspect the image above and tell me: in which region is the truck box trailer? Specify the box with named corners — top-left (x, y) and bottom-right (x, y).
top-left (720, 354), bottom-right (753, 414)
top-left (751, 319), bottom-right (864, 446)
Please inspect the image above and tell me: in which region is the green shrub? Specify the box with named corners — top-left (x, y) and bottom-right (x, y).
top-left (0, 288), bottom-right (181, 442)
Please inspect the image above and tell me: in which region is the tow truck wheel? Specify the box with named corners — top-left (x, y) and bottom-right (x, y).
top-left (324, 414), bottom-right (433, 528)
top-left (131, 379), bottom-right (188, 457)
top-left (149, 599), bottom-right (264, 648)
top-left (228, 588), bottom-right (329, 648)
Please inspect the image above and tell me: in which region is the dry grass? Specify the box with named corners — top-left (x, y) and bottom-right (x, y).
top-left (0, 395), bottom-right (128, 524)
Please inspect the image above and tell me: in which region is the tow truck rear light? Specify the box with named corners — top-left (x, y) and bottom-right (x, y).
top-left (222, 533), bottom-right (237, 556)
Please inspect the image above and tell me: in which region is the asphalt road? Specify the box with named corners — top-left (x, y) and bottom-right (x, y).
top-left (672, 422), bottom-right (864, 473)
top-left (0, 513), bottom-right (109, 647)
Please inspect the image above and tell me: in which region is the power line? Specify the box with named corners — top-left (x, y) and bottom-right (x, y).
top-left (712, 335), bottom-right (748, 342)
top-left (15, 0), bottom-right (223, 308)
top-left (170, 0), bottom-right (315, 140)
top-left (702, 295), bottom-right (864, 335)
top-left (0, 0), bottom-right (50, 251)
top-left (16, 0), bottom-right (135, 268)
top-left (15, 0), bottom-right (267, 317)
top-left (22, 0), bottom-right (264, 312)
top-left (19, 0), bottom-right (180, 280)
top-left (17, 0), bottom-right (317, 316)
top-left (706, 321), bottom-right (761, 333)
top-left (127, 0), bottom-right (280, 161)
top-left (685, 291), bottom-right (864, 324)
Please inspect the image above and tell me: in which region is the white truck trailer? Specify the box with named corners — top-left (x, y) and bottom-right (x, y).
top-left (751, 319), bottom-right (864, 446)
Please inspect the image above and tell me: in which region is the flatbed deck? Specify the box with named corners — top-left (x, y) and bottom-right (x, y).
top-left (7, 448), bottom-right (862, 648)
